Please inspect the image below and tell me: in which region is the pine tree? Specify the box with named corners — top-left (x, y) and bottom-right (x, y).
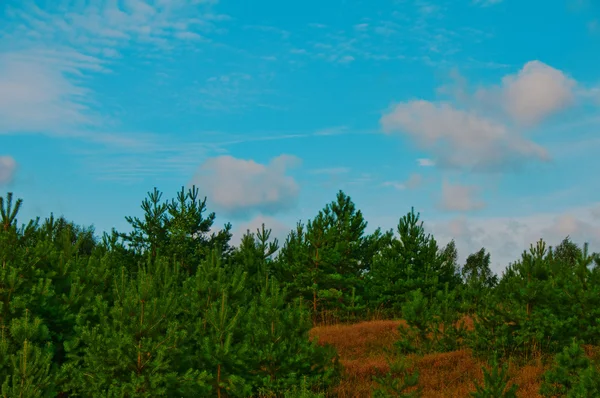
top-left (244, 277), bottom-right (339, 395)
top-left (540, 339), bottom-right (600, 397)
top-left (1, 311), bottom-right (55, 397)
top-left (471, 356), bottom-right (518, 398)
top-left (233, 224), bottom-right (279, 294)
top-left (0, 194), bottom-right (61, 397)
top-left (62, 259), bottom-right (207, 397)
top-left (200, 291), bottom-right (249, 397)
top-left (120, 186), bottom-right (232, 275)
top-left (166, 186), bottom-right (233, 274)
top-left (0, 193), bottom-right (22, 233)
top-left (180, 251), bottom-right (249, 397)
top-left (372, 357), bottom-right (420, 397)
top-left (1, 340), bottom-right (54, 398)
top-left (368, 208), bottom-right (457, 317)
top-left (121, 187), bottom-right (170, 258)
top-left (470, 238), bottom-right (600, 360)
top-left (274, 191), bottom-right (375, 323)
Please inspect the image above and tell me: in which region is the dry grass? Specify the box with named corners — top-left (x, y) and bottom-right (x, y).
top-left (310, 320), bottom-right (403, 360)
top-left (310, 317), bottom-right (552, 397)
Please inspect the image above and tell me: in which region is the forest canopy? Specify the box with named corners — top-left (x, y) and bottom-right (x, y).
top-left (1, 187), bottom-right (599, 397)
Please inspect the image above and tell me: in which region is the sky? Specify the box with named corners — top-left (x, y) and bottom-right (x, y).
top-left (1, 0), bottom-right (599, 273)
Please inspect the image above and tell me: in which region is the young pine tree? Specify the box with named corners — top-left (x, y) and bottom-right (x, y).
top-left (471, 355), bottom-right (518, 398)
top-left (540, 339), bottom-right (600, 397)
top-left (61, 259), bottom-right (207, 397)
top-left (245, 277), bottom-right (339, 395)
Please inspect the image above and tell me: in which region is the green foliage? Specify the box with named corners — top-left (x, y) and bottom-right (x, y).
top-left (470, 356), bottom-right (518, 398)
top-left (61, 259), bottom-right (207, 397)
top-left (1, 339), bottom-right (55, 398)
top-left (0, 190), bottom-right (341, 397)
top-left (368, 208), bottom-right (461, 319)
top-left (372, 357), bottom-right (420, 397)
top-left (1, 187), bottom-right (599, 397)
top-left (233, 224), bottom-right (279, 294)
top-left (245, 278), bottom-right (340, 394)
top-left (540, 339), bottom-right (600, 397)
top-left (0, 193), bottom-right (23, 233)
top-left (275, 191), bottom-right (375, 323)
top-left (119, 186), bottom-right (232, 272)
top-left (279, 377), bottom-right (325, 398)
top-left (396, 284), bottom-right (466, 354)
top-left (470, 238), bottom-right (600, 361)
top-left (461, 248), bottom-right (497, 315)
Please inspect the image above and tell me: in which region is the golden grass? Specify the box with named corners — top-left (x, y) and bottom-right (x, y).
top-left (310, 317), bottom-right (554, 397)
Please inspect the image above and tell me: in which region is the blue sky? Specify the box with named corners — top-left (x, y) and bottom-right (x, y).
top-left (1, 0), bottom-right (599, 272)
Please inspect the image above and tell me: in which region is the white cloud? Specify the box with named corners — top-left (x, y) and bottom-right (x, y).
top-left (439, 180), bottom-right (485, 211)
top-left (0, 156), bottom-right (17, 184)
top-left (381, 100), bottom-right (549, 171)
top-left (477, 61), bottom-right (576, 126)
top-left (190, 155), bottom-right (301, 217)
top-left (389, 61), bottom-right (587, 172)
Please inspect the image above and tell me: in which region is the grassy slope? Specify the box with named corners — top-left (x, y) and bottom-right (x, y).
top-left (310, 319), bottom-right (548, 397)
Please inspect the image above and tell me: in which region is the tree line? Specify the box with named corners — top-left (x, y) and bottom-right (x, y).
top-left (1, 187), bottom-right (599, 397)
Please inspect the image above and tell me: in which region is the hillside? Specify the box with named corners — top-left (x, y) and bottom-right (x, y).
top-left (311, 319), bottom-right (600, 397)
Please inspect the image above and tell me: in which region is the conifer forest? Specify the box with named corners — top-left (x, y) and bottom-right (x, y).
top-left (1, 187), bottom-right (600, 398)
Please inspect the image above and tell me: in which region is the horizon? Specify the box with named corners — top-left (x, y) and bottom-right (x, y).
top-left (1, 0), bottom-right (599, 274)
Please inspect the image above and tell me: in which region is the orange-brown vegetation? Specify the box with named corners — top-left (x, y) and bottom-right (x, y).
top-left (310, 318), bottom-right (551, 397)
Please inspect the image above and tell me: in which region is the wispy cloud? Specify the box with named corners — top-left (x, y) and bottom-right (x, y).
top-left (283, 3), bottom-right (497, 67)
top-left (72, 127), bottom-right (366, 181)
top-left (0, 51), bottom-right (98, 134)
top-left (0, 0), bottom-right (229, 136)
